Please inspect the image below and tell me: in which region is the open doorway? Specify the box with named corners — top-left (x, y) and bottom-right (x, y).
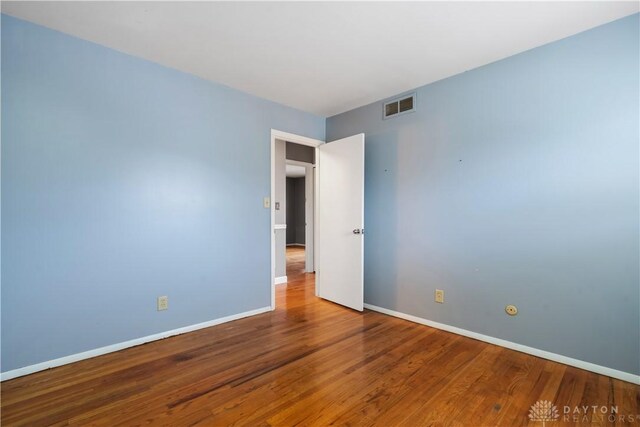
top-left (271, 130), bottom-right (322, 309)
top-left (271, 130), bottom-right (366, 312)
top-left (285, 163), bottom-right (307, 280)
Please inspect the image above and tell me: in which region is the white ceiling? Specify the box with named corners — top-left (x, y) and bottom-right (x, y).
top-left (3, 2), bottom-right (638, 117)
top-left (286, 164), bottom-right (306, 178)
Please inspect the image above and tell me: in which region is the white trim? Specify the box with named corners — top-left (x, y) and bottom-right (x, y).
top-left (304, 164), bottom-right (315, 273)
top-left (272, 130), bottom-right (323, 148)
top-left (313, 149), bottom-right (319, 296)
top-left (274, 224), bottom-right (287, 230)
top-left (271, 133), bottom-right (276, 310)
top-left (274, 276), bottom-right (288, 285)
top-left (286, 159), bottom-right (315, 167)
top-left (0, 306), bottom-right (271, 382)
top-left (364, 303), bottom-right (640, 385)
top-left (271, 129), bottom-right (324, 311)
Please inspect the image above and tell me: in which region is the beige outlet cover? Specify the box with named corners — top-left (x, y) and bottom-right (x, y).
top-left (505, 305), bottom-right (518, 316)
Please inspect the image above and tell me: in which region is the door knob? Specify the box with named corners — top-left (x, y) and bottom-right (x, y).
top-left (353, 229), bottom-right (363, 235)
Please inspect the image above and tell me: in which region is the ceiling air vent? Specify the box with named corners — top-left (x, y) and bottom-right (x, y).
top-left (383, 93), bottom-right (416, 119)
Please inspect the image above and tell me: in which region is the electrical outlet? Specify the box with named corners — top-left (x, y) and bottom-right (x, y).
top-left (435, 289), bottom-right (444, 304)
top-left (505, 304), bottom-right (518, 316)
top-left (157, 296), bottom-right (168, 311)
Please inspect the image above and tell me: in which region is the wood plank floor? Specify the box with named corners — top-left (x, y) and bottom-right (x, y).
top-left (2, 246), bottom-right (638, 426)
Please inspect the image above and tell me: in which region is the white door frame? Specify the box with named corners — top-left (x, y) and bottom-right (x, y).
top-left (271, 130), bottom-right (323, 310)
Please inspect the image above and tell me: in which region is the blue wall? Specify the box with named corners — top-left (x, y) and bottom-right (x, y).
top-left (1, 15), bottom-right (324, 372)
top-left (327, 14), bottom-right (639, 375)
top-left (3, 12), bottom-right (638, 377)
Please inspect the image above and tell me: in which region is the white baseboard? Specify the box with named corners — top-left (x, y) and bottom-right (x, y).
top-left (275, 276), bottom-right (288, 285)
top-left (0, 306), bottom-right (271, 382)
top-left (364, 303), bottom-right (639, 385)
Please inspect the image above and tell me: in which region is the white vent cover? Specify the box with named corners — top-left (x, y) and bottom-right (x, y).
top-left (383, 93), bottom-right (416, 119)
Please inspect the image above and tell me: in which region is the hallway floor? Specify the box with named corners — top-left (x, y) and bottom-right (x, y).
top-left (286, 245), bottom-right (307, 280)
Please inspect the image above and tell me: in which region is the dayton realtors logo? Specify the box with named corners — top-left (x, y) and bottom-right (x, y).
top-left (528, 400), bottom-right (559, 426)
top-left (528, 400), bottom-right (639, 424)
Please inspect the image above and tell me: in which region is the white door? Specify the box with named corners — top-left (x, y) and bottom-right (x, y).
top-left (317, 133), bottom-right (365, 311)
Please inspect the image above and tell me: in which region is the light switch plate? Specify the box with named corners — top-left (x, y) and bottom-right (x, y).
top-left (263, 197), bottom-right (270, 208)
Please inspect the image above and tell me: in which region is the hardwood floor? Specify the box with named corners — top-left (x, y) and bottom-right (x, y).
top-left (285, 245), bottom-right (306, 276)
top-left (2, 247), bottom-right (638, 426)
